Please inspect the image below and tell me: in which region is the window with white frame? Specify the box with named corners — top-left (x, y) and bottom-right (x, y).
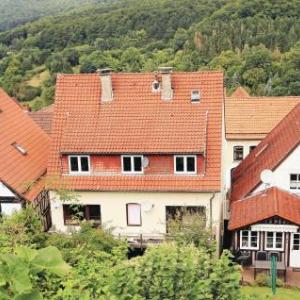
top-left (69, 155), bottom-right (90, 174)
top-left (240, 230), bottom-right (259, 249)
top-left (122, 155), bottom-right (143, 173)
top-left (290, 174), bottom-right (300, 190)
top-left (233, 146), bottom-right (244, 161)
top-left (126, 203), bottom-right (142, 226)
top-left (174, 155), bottom-right (197, 174)
top-left (265, 232), bottom-right (284, 251)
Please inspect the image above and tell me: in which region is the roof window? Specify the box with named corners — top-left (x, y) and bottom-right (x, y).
top-left (12, 143), bottom-right (27, 155)
top-left (191, 90), bottom-right (201, 102)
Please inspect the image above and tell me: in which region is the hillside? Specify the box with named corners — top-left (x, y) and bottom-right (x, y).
top-left (0, 0), bottom-right (299, 110)
top-left (0, 0), bottom-right (107, 31)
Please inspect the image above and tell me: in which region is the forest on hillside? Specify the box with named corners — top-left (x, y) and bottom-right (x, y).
top-left (0, 0), bottom-right (108, 31)
top-left (0, 0), bottom-right (299, 110)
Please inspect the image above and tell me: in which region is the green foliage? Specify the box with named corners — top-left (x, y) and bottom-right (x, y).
top-left (0, 246), bottom-right (71, 299)
top-left (254, 273), bottom-right (284, 288)
top-left (167, 209), bottom-right (215, 252)
top-left (0, 204), bottom-right (45, 253)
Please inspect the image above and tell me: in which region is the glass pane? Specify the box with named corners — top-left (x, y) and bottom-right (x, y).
top-left (251, 231), bottom-right (258, 247)
top-left (176, 157), bottom-right (184, 172)
top-left (293, 234), bottom-right (300, 250)
top-left (276, 233), bottom-right (283, 248)
top-left (187, 157), bottom-right (195, 172)
top-left (88, 205), bottom-right (101, 220)
top-left (267, 232), bottom-right (274, 248)
top-left (134, 157), bottom-right (142, 172)
top-left (81, 157), bottom-right (89, 172)
top-left (241, 231), bottom-right (249, 248)
top-left (123, 157), bottom-right (131, 172)
top-left (70, 157), bottom-right (79, 172)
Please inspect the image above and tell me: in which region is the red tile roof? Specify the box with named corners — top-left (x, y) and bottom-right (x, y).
top-left (28, 105), bottom-right (53, 135)
top-left (48, 72), bottom-right (224, 192)
top-left (229, 187), bottom-right (300, 230)
top-left (0, 88), bottom-right (50, 201)
top-left (225, 96), bottom-right (300, 139)
top-left (231, 103), bottom-right (300, 202)
top-left (230, 87), bottom-right (250, 98)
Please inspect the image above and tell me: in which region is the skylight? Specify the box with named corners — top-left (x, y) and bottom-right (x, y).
top-left (12, 142), bottom-right (27, 155)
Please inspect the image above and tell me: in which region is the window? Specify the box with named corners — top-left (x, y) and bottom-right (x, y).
top-left (249, 145), bottom-right (256, 153)
top-left (240, 230), bottom-right (259, 249)
top-left (292, 234), bottom-right (300, 251)
top-left (290, 174), bottom-right (300, 190)
top-left (191, 90), bottom-right (200, 102)
top-left (126, 203), bottom-right (142, 226)
top-left (63, 204), bottom-right (101, 225)
top-left (233, 146), bottom-right (244, 161)
top-left (122, 155), bottom-right (143, 174)
top-left (152, 80), bottom-right (160, 92)
top-left (12, 142), bottom-right (27, 155)
top-left (174, 155), bottom-right (197, 174)
top-left (265, 232), bottom-right (284, 251)
top-left (69, 155), bottom-right (90, 174)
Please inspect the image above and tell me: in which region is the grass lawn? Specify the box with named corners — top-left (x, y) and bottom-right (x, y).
top-left (242, 286), bottom-right (300, 300)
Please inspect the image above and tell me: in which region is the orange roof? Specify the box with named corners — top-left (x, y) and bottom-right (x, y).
top-left (28, 105), bottom-right (53, 135)
top-left (231, 103), bottom-right (300, 202)
top-left (229, 187), bottom-right (300, 230)
top-left (48, 72), bottom-right (224, 192)
top-left (0, 88), bottom-right (50, 201)
top-left (225, 96), bottom-right (300, 139)
top-left (230, 86), bottom-right (250, 98)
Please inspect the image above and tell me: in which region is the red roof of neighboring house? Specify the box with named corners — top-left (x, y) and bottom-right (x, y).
top-left (0, 88), bottom-right (50, 201)
top-left (229, 187), bottom-right (300, 230)
top-left (28, 105), bottom-right (53, 135)
top-left (48, 72), bottom-right (224, 192)
top-left (231, 103), bottom-right (300, 202)
top-left (225, 96), bottom-right (300, 139)
top-left (230, 86), bottom-right (250, 98)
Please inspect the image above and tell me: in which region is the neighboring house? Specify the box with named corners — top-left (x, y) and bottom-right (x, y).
top-left (223, 87), bottom-right (300, 216)
top-left (47, 69), bottom-right (224, 247)
top-left (28, 105), bottom-right (53, 135)
top-left (0, 88), bottom-right (51, 229)
top-left (229, 103), bottom-right (300, 268)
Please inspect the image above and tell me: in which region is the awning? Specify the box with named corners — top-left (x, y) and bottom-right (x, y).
top-left (251, 224), bottom-right (299, 233)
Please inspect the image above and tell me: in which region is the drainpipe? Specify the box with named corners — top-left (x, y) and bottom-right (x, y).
top-left (209, 192), bottom-right (216, 230)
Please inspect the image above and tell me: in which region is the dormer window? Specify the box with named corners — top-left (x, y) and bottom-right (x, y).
top-left (152, 80), bottom-right (160, 92)
top-left (12, 143), bottom-right (27, 155)
top-left (122, 155), bottom-right (143, 174)
top-left (69, 155), bottom-right (90, 174)
top-left (191, 90), bottom-right (200, 102)
top-left (174, 155), bottom-right (197, 174)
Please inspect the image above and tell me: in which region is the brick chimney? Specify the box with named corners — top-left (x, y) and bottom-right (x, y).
top-left (159, 67), bottom-right (173, 100)
top-left (98, 68), bottom-right (113, 102)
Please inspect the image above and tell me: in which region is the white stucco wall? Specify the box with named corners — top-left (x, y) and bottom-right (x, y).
top-left (0, 181), bottom-right (15, 197)
top-left (254, 144), bottom-right (300, 195)
top-left (50, 190), bottom-right (222, 243)
top-left (223, 139), bottom-right (261, 189)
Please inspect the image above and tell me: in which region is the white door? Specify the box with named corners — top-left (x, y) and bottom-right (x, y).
top-left (290, 233), bottom-right (300, 267)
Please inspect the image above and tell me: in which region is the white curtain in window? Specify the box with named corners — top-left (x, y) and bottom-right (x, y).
top-left (127, 204), bottom-right (141, 225)
top-left (1, 203), bottom-right (22, 216)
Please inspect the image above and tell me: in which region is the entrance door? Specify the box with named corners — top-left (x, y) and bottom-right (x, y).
top-left (290, 233), bottom-right (300, 267)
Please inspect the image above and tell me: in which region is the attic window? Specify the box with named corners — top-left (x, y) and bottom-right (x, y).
top-left (12, 143), bottom-right (27, 155)
top-left (191, 90), bottom-right (200, 102)
top-left (152, 80), bottom-right (160, 92)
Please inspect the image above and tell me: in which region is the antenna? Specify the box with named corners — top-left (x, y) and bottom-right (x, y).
top-left (260, 169), bottom-right (274, 186)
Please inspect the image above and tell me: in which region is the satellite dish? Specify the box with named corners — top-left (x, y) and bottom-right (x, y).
top-left (142, 157), bottom-right (149, 168)
top-left (260, 169), bottom-right (274, 185)
top-left (142, 202), bottom-right (153, 212)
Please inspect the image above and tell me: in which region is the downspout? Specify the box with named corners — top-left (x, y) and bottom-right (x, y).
top-left (209, 192), bottom-right (215, 230)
